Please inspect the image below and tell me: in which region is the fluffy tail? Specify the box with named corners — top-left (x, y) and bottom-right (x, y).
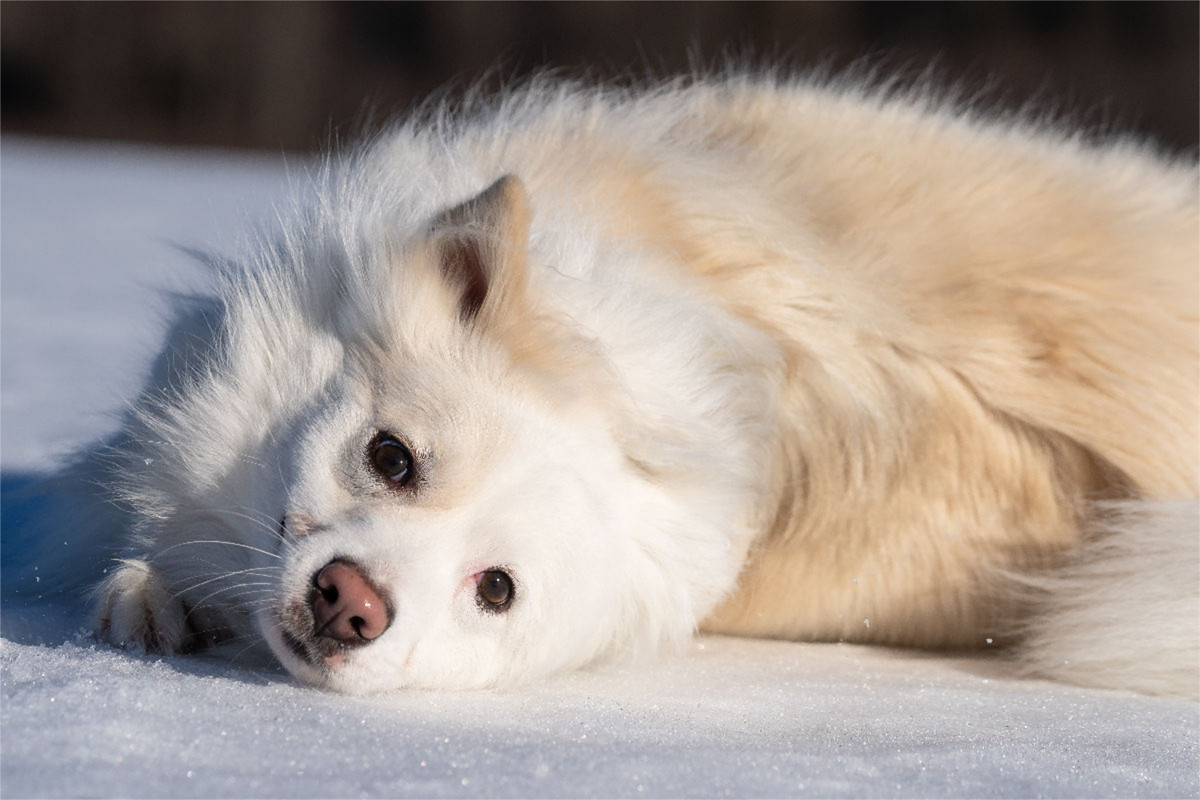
top-left (1013, 500), bottom-right (1199, 700)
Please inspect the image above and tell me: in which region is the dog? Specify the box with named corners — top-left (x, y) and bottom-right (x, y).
top-left (24, 76), bottom-right (1200, 696)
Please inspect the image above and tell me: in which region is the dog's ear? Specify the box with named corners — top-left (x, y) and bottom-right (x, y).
top-left (431, 175), bottom-right (531, 323)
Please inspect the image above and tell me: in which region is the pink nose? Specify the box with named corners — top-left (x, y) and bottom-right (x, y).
top-left (311, 560), bottom-right (391, 644)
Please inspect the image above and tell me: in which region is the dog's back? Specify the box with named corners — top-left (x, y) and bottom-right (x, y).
top-left (581, 81), bottom-right (1198, 696)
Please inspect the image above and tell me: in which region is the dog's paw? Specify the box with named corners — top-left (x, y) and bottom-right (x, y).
top-left (94, 559), bottom-right (187, 655)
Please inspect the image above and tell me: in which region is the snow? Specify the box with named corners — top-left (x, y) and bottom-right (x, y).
top-left (2, 136), bottom-right (1197, 798)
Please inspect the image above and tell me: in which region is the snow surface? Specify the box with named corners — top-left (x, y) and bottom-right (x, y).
top-left (2, 136), bottom-right (1197, 799)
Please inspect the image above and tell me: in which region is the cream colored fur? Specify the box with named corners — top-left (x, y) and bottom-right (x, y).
top-left (47, 76), bottom-right (1196, 697)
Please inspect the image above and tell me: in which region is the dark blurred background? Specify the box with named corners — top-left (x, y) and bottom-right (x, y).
top-left (2, 1), bottom-right (1197, 154)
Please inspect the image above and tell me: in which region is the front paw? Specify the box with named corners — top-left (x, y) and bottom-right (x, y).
top-left (93, 560), bottom-right (187, 655)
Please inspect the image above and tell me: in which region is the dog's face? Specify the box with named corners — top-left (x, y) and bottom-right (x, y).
top-left (205, 176), bottom-right (686, 693)
top-left (257, 350), bottom-right (650, 693)
top-left (132, 175), bottom-right (761, 692)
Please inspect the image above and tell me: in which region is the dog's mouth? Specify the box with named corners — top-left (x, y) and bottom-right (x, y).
top-left (275, 599), bottom-right (324, 671)
top-left (279, 629), bottom-right (355, 673)
top-left (275, 594), bottom-right (364, 674)
top-left (280, 626), bottom-right (314, 665)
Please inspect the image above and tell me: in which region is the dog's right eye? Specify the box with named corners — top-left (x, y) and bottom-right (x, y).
top-left (369, 435), bottom-right (414, 486)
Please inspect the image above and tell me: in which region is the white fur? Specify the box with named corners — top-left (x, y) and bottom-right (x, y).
top-left (15, 75), bottom-right (1195, 697)
top-left (1012, 501), bottom-right (1199, 698)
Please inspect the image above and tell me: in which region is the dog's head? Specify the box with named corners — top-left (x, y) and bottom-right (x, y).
top-left (245, 175), bottom-right (671, 693)
top-left (131, 172), bottom-right (771, 693)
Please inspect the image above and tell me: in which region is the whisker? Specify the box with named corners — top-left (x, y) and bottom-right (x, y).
top-left (216, 507), bottom-right (301, 557)
top-left (184, 581), bottom-right (275, 621)
top-left (172, 567), bottom-right (281, 602)
top-left (231, 502), bottom-right (287, 530)
top-left (236, 599), bottom-right (279, 612)
top-left (205, 508), bottom-right (290, 542)
top-left (232, 503), bottom-right (296, 547)
top-left (187, 558), bottom-right (282, 577)
top-left (156, 540), bottom-right (282, 560)
top-left (229, 637), bottom-right (270, 666)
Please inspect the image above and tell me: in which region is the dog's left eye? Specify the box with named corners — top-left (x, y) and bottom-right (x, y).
top-left (369, 435), bottom-right (413, 486)
top-left (476, 570), bottom-right (513, 611)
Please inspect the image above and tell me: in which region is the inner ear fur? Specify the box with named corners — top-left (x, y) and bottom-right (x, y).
top-left (431, 175), bottom-right (531, 324)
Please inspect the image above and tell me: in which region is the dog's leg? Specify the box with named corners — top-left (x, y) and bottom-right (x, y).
top-left (93, 559), bottom-right (187, 655)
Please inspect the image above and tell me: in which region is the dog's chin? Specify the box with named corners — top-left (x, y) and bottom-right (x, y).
top-left (255, 607), bottom-right (409, 695)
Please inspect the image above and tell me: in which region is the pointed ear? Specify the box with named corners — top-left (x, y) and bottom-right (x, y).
top-left (432, 175), bottom-right (531, 323)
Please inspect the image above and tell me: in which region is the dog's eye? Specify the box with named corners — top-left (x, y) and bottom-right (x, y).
top-left (369, 435), bottom-right (413, 486)
top-left (476, 570), bottom-right (513, 610)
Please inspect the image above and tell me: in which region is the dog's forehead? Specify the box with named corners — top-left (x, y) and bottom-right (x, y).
top-left (361, 342), bottom-right (517, 426)
top-left (340, 343), bottom-right (551, 465)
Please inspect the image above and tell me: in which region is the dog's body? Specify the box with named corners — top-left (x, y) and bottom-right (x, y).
top-left (22, 77), bottom-right (1199, 696)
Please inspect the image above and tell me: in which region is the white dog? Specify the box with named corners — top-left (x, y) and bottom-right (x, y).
top-left (29, 76), bottom-right (1200, 696)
